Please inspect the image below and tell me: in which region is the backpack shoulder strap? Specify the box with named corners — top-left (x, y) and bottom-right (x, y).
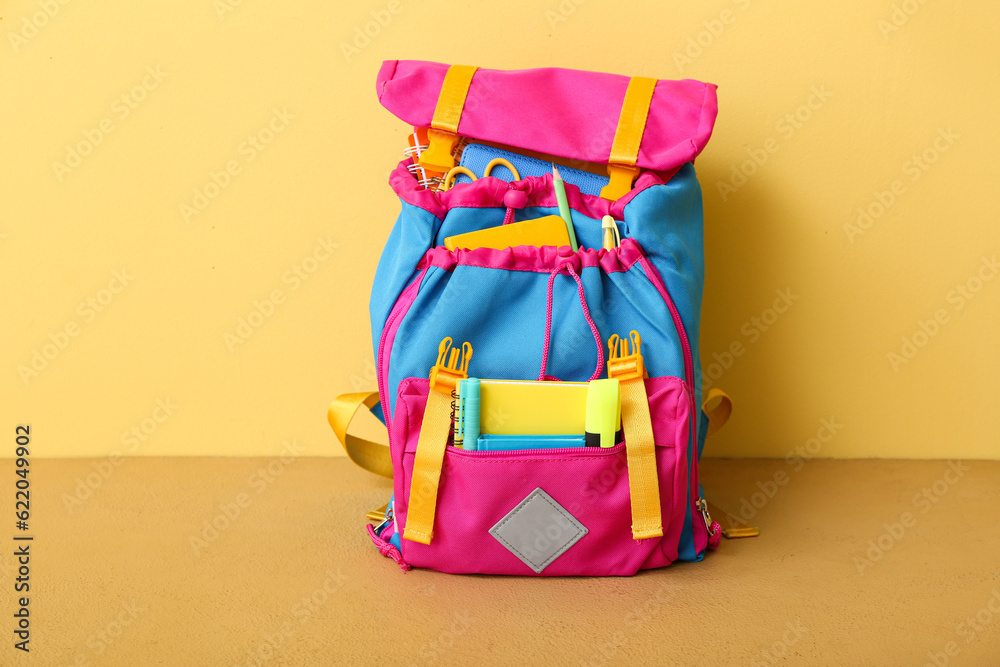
top-left (703, 388), bottom-right (733, 437)
top-left (327, 392), bottom-right (392, 478)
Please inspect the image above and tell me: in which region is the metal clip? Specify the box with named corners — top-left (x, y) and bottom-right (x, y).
top-left (696, 497), bottom-right (714, 534)
top-left (372, 505), bottom-right (394, 537)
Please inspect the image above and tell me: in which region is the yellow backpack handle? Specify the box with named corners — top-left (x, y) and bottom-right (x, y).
top-left (327, 392), bottom-right (392, 478)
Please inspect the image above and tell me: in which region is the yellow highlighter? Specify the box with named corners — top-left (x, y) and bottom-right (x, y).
top-left (585, 379), bottom-right (622, 447)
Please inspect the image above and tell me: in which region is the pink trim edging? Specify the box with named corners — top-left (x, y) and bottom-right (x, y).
top-left (418, 236), bottom-right (646, 275)
top-left (390, 158), bottom-right (678, 223)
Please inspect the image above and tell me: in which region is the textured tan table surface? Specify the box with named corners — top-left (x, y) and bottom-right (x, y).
top-left (3, 458), bottom-right (998, 666)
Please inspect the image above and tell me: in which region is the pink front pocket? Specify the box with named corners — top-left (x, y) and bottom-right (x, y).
top-left (390, 376), bottom-right (691, 576)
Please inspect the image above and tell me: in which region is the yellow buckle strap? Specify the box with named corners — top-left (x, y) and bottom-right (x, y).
top-left (402, 387), bottom-right (453, 545)
top-left (403, 338), bottom-right (472, 545)
top-left (601, 76), bottom-right (657, 201)
top-left (608, 331), bottom-right (662, 539)
top-left (419, 65), bottom-right (479, 173)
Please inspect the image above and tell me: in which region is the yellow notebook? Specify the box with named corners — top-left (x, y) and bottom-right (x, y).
top-left (478, 379), bottom-right (588, 435)
top-left (444, 215), bottom-right (571, 252)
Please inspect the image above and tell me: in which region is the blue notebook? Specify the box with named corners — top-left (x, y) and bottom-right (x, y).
top-left (455, 143), bottom-right (610, 196)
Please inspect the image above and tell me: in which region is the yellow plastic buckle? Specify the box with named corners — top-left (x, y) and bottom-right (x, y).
top-left (419, 128), bottom-right (461, 173)
top-left (428, 337), bottom-right (472, 394)
top-left (600, 164), bottom-right (641, 201)
top-left (607, 330), bottom-right (645, 381)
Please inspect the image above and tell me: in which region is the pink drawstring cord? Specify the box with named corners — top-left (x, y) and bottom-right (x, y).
top-left (366, 524), bottom-right (411, 572)
top-left (537, 261), bottom-right (605, 382)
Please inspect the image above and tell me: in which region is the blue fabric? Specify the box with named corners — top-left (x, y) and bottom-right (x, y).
top-left (370, 163), bottom-right (709, 560)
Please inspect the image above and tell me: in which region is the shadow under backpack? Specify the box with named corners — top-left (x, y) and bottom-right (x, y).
top-left (328, 60), bottom-right (733, 576)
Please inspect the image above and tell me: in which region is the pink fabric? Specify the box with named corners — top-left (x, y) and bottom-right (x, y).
top-left (367, 523), bottom-right (410, 572)
top-left (377, 60), bottom-right (718, 173)
top-left (389, 158), bottom-right (677, 222)
top-left (376, 271), bottom-right (427, 432)
top-left (537, 264), bottom-right (604, 382)
top-left (636, 254), bottom-right (708, 553)
top-left (390, 376), bottom-right (691, 576)
top-left (418, 236), bottom-right (646, 275)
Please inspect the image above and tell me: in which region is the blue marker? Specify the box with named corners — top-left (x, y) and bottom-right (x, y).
top-left (462, 378), bottom-right (481, 450)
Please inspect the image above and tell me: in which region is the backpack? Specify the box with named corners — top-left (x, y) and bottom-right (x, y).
top-left (328, 60), bottom-right (733, 575)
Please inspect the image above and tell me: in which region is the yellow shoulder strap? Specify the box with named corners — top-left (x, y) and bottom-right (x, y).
top-left (419, 64), bottom-right (479, 173)
top-left (601, 76), bottom-right (657, 201)
top-left (702, 388), bottom-right (733, 438)
top-left (327, 392), bottom-right (392, 478)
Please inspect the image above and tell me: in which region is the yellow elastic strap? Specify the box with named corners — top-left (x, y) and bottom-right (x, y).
top-left (702, 388), bottom-right (733, 438)
top-left (619, 377), bottom-right (663, 539)
top-left (419, 65), bottom-right (479, 172)
top-left (401, 387), bottom-right (453, 545)
top-left (601, 76), bottom-right (657, 201)
top-left (431, 64), bottom-right (478, 133)
top-left (327, 392), bottom-right (392, 479)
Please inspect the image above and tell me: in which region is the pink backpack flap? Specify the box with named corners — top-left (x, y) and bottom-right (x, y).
top-left (376, 60), bottom-right (718, 175)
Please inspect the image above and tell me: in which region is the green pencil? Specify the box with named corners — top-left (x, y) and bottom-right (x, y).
top-left (552, 164), bottom-right (579, 251)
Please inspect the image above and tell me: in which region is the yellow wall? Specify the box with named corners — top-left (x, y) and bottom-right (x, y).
top-left (3, 1), bottom-right (997, 458)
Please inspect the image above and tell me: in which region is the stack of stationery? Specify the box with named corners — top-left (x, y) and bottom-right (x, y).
top-left (449, 378), bottom-right (622, 451)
